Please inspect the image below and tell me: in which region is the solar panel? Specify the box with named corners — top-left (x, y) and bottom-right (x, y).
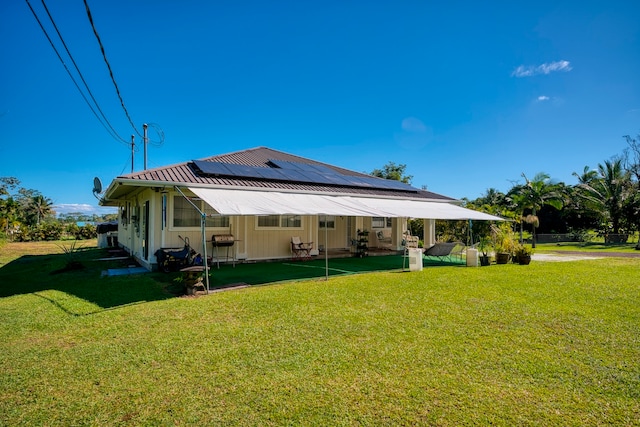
top-left (253, 167), bottom-right (289, 180)
top-left (305, 163), bottom-right (339, 175)
top-left (317, 172), bottom-right (350, 186)
top-left (192, 160), bottom-right (233, 175)
top-left (223, 163), bottom-right (263, 179)
top-left (276, 169), bottom-right (311, 183)
top-left (267, 159), bottom-right (304, 170)
top-left (343, 175), bottom-right (375, 188)
top-left (193, 159), bottom-right (418, 192)
top-left (360, 176), bottom-right (415, 191)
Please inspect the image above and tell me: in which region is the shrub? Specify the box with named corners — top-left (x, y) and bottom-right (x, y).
top-left (14, 222), bottom-right (63, 241)
top-left (77, 224), bottom-right (97, 240)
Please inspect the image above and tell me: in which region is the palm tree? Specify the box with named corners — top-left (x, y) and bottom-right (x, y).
top-left (572, 166), bottom-right (598, 185)
top-left (575, 158), bottom-right (631, 235)
top-left (27, 195), bottom-right (54, 225)
top-left (513, 172), bottom-right (564, 248)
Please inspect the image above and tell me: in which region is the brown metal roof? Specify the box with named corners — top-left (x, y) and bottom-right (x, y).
top-left (112, 146), bottom-right (455, 201)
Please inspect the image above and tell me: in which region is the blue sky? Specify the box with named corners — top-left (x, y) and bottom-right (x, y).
top-left (1, 1), bottom-right (639, 216)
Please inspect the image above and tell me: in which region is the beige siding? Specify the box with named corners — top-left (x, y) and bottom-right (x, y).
top-left (241, 216), bottom-right (314, 260)
top-left (317, 215), bottom-right (352, 250)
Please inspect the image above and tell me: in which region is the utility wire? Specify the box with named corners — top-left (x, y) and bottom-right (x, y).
top-left (37, 0), bottom-right (129, 145)
top-left (83, 0), bottom-right (142, 138)
top-left (25, 0), bottom-right (129, 144)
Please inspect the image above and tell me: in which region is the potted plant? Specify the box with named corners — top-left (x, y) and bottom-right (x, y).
top-left (491, 224), bottom-right (515, 264)
top-left (514, 244), bottom-right (533, 265)
top-left (477, 236), bottom-right (491, 266)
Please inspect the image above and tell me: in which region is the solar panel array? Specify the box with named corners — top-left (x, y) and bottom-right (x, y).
top-left (192, 159), bottom-right (416, 192)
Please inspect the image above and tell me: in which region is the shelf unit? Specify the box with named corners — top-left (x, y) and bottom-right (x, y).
top-left (354, 230), bottom-right (369, 258)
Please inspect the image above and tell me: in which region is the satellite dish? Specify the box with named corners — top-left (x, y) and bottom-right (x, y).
top-left (92, 177), bottom-right (103, 199)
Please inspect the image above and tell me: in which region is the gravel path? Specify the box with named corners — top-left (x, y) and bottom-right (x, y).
top-left (533, 250), bottom-right (640, 262)
top-left (549, 250), bottom-right (640, 258)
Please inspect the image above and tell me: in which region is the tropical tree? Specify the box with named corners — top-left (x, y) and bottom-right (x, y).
top-left (0, 177), bottom-right (21, 237)
top-left (574, 158), bottom-right (631, 236)
top-left (572, 165), bottom-right (598, 185)
top-left (371, 162), bottom-right (413, 184)
top-left (511, 172), bottom-right (564, 248)
top-left (26, 194), bottom-right (55, 225)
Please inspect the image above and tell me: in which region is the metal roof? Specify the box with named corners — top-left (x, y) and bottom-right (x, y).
top-left (103, 147), bottom-right (456, 203)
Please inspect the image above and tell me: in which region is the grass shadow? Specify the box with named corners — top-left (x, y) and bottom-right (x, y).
top-left (0, 247), bottom-right (176, 311)
top-left (1, 245), bottom-right (465, 312)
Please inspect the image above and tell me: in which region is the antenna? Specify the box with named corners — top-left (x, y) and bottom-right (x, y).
top-left (92, 176), bottom-right (104, 200)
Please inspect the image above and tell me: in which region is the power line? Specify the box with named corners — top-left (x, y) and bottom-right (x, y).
top-left (37, 0), bottom-right (129, 145)
top-left (24, 0), bottom-right (130, 144)
top-left (83, 0), bottom-right (142, 138)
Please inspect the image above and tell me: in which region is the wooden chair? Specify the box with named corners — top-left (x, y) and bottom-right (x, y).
top-left (291, 236), bottom-right (313, 261)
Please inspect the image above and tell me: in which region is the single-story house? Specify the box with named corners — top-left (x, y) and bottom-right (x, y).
top-left (100, 146), bottom-right (501, 271)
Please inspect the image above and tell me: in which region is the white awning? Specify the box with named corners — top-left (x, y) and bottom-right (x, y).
top-left (188, 187), bottom-right (503, 221)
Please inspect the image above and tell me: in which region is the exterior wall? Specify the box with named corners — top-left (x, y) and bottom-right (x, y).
top-left (115, 189), bottom-right (408, 270)
top-left (115, 187), bottom-right (159, 270)
top-left (316, 215), bottom-right (352, 251)
top-left (240, 215), bottom-right (314, 260)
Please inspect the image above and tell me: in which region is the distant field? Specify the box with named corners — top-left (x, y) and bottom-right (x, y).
top-left (1, 241), bottom-right (639, 425)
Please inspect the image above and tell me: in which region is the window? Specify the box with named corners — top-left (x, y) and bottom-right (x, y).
top-left (204, 204), bottom-right (229, 228)
top-left (282, 215), bottom-right (301, 228)
top-left (372, 217), bottom-right (392, 228)
top-left (257, 215), bottom-right (302, 228)
top-left (372, 217), bottom-right (385, 228)
top-left (173, 196), bottom-right (229, 228)
top-left (173, 196), bottom-right (200, 227)
top-left (258, 215), bottom-right (280, 227)
top-left (319, 215), bottom-right (335, 229)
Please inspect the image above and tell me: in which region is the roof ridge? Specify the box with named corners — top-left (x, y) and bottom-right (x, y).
top-left (198, 146), bottom-right (269, 161)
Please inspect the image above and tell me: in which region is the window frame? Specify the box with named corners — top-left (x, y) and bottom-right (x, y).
top-left (372, 217), bottom-right (393, 229)
top-left (170, 195), bottom-right (229, 231)
top-left (319, 215), bottom-right (336, 229)
top-left (255, 215), bottom-right (303, 230)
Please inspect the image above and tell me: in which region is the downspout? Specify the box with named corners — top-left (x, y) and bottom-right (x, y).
top-left (174, 186), bottom-right (210, 294)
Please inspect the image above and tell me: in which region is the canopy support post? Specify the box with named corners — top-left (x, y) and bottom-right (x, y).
top-left (324, 214), bottom-right (329, 281)
top-left (175, 186), bottom-right (209, 294)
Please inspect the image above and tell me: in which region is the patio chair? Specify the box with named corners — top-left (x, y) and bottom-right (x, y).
top-left (376, 230), bottom-right (392, 248)
top-left (291, 236), bottom-right (313, 261)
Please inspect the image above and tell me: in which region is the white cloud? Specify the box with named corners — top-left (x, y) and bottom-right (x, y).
top-left (401, 116), bottom-right (427, 133)
top-left (512, 60), bottom-right (572, 77)
top-left (537, 95), bottom-right (550, 101)
top-left (396, 117), bottom-right (433, 149)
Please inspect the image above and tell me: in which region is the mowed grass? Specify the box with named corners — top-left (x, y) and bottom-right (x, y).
top-left (1, 242), bottom-right (639, 425)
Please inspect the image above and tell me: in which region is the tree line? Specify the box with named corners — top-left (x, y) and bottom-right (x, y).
top-left (375, 134), bottom-right (640, 249)
top-left (0, 177), bottom-right (117, 242)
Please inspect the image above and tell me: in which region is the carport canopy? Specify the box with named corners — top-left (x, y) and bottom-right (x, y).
top-left (188, 187), bottom-right (504, 221)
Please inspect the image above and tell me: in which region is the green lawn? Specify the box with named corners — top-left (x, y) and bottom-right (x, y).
top-left (1, 241), bottom-right (639, 425)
